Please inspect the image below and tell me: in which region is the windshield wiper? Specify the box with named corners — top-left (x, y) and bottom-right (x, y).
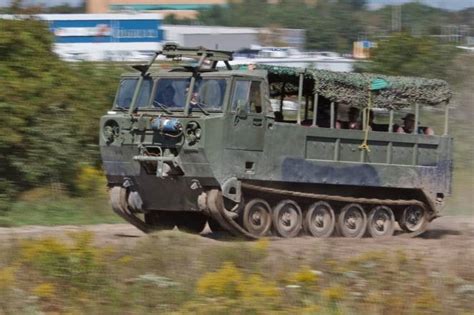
top-left (153, 100), bottom-right (173, 115)
top-left (191, 102), bottom-right (210, 116)
top-left (114, 106), bottom-right (129, 111)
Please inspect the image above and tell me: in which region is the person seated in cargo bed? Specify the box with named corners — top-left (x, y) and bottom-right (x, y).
top-left (396, 113), bottom-right (434, 135)
top-left (336, 107), bottom-right (362, 130)
top-left (367, 110), bottom-right (400, 132)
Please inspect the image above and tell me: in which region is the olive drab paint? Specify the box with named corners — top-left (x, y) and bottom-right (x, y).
top-left (100, 44), bottom-right (453, 237)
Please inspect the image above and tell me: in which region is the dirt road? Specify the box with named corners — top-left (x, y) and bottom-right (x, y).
top-left (1, 216), bottom-right (472, 267)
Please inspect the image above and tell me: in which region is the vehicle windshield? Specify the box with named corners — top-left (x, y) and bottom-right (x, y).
top-left (153, 77), bottom-right (227, 111)
top-left (115, 78), bottom-right (152, 109)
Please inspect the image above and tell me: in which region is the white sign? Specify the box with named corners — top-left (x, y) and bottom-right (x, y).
top-left (54, 24), bottom-right (111, 37)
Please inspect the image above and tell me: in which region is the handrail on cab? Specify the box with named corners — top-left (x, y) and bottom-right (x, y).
top-left (129, 43), bottom-right (235, 115)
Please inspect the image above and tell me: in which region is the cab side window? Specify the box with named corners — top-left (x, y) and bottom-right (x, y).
top-left (249, 81), bottom-right (262, 113)
top-left (231, 80), bottom-right (262, 113)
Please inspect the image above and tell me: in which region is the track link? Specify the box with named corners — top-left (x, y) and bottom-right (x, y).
top-left (110, 186), bottom-right (151, 233)
top-left (207, 183), bottom-right (430, 239)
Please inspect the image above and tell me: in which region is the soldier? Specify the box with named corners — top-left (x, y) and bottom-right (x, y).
top-left (157, 85), bottom-right (177, 107)
top-left (336, 107), bottom-right (362, 130)
top-left (397, 113), bottom-right (434, 135)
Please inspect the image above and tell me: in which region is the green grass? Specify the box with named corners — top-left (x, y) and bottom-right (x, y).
top-left (0, 194), bottom-right (121, 227)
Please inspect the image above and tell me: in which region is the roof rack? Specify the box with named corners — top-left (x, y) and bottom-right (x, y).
top-left (162, 43), bottom-right (233, 62)
top-left (132, 43), bottom-right (234, 75)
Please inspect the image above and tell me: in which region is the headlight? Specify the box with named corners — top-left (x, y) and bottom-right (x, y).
top-left (185, 121), bottom-right (201, 146)
top-left (103, 120), bottom-right (120, 144)
top-left (194, 128), bottom-right (202, 139)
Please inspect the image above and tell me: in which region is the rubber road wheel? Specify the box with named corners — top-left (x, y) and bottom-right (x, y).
top-left (273, 200), bottom-right (303, 238)
top-left (337, 203), bottom-right (367, 238)
top-left (304, 201), bottom-right (335, 238)
top-left (242, 198), bottom-right (272, 237)
top-left (367, 206), bottom-right (395, 238)
top-left (399, 205), bottom-right (427, 233)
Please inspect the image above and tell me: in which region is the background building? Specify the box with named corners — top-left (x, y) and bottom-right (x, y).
top-left (39, 13), bottom-right (164, 61)
top-left (1, 11), bottom-right (306, 61)
top-left (86, 0), bottom-right (227, 19)
top-left (162, 26), bottom-right (305, 51)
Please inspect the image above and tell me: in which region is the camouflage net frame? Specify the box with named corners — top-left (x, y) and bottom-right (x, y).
top-left (253, 64), bottom-right (452, 109)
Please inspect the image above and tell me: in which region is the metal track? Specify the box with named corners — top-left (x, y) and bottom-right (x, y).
top-left (109, 186), bottom-right (151, 233)
top-left (110, 184), bottom-right (428, 239)
top-left (207, 189), bottom-right (258, 240)
top-left (241, 183), bottom-right (428, 209)
top-left (207, 183), bottom-right (429, 239)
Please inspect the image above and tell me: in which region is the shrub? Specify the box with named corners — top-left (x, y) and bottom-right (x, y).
top-left (75, 165), bottom-right (107, 196)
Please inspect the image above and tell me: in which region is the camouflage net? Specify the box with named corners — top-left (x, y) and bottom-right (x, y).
top-left (253, 64), bottom-right (452, 109)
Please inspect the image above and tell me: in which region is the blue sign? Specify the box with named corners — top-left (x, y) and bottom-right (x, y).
top-left (47, 18), bottom-right (163, 44)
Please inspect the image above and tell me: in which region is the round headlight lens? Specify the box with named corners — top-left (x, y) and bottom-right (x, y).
top-left (103, 120), bottom-right (120, 144)
top-left (194, 128), bottom-right (202, 139)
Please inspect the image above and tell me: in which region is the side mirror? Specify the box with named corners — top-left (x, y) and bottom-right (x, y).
top-left (236, 100), bottom-right (248, 119)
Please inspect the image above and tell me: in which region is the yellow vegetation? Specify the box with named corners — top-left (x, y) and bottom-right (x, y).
top-left (253, 238), bottom-right (269, 252)
top-left (33, 283), bottom-right (56, 299)
top-left (75, 165), bottom-right (107, 195)
top-left (0, 234), bottom-right (469, 314)
top-left (322, 284), bottom-right (346, 302)
top-left (196, 262), bottom-right (243, 297)
top-left (118, 255), bottom-right (133, 265)
top-left (0, 266), bottom-right (16, 291)
top-left (289, 265), bottom-right (319, 286)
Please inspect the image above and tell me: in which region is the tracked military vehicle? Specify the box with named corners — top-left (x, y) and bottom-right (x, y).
top-left (100, 44), bottom-right (453, 239)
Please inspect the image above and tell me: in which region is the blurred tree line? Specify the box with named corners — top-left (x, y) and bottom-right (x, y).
top-left (0, 0), bottom-right (85, 14)
top-left (0, 18), bottom-right (121, 211)
top-left (359, 33), bottom-right (459, 79)
top-left (165, 0), bottom-right (473, 53)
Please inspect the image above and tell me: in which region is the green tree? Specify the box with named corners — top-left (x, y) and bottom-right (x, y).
top-left (0, 18), bottom-right (121, 211)
top-left (199, 0), bottom-right (364, 52)
top-left (360, 33), bottom-right (458, 78)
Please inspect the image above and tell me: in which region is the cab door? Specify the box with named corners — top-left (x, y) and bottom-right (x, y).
top-left (228, 78), bottom-right (266, 151)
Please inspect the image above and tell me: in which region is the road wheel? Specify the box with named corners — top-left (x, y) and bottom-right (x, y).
top-left (337, 203), bottom-right (367, 238)
top-left (304, 201), bottom-right (335, 238)
top-left (272, 200), bottom-right (303, 238)
top-left (367, 206), bottom-right (395, 238)
top-left (176, 212), bottom-right (208, 234)
top-left (399, 205), bottom-right (427, 233)
top-left (144, 212), bottom-right (176, 231)
top-left (242, 198), bottom-right (272, 237)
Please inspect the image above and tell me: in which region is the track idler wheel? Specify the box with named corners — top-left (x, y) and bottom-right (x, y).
top-left (337, 203), bottom-right (367, 238)
top-left (272, 200), bottom-right (303, 238)
top-left (367, 206), bottom-right (395, 238)
top-left (399, 205), bottom-right (428, 234)
top-left (304, 201), bottom-right (336, 238)
top-left (242, 198), bottom-right (272, 237)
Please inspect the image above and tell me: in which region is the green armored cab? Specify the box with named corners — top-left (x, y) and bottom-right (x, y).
top-left (100, 44), bottom-right (453, 239)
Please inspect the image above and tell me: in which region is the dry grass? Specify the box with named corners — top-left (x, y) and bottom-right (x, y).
top-left (0, 230), bottom-right (473, 314)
